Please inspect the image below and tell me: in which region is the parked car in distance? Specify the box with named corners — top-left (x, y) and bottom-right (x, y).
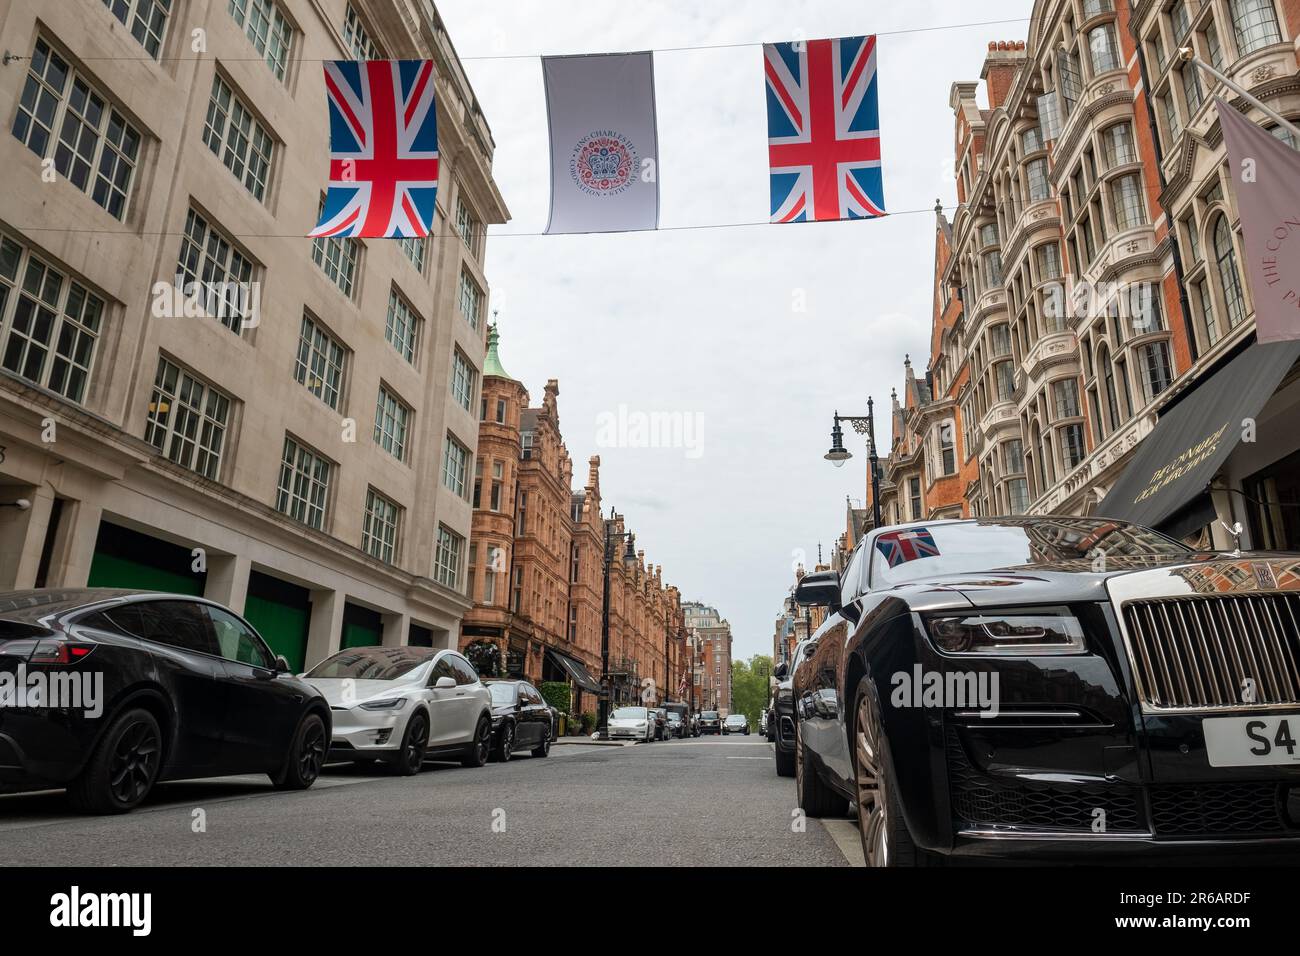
top-left (484, 679), bottom-right (554, 761)
top-left (771, 640), bottom-right (813, 777)
top-left (663, 701), bottom-right (697, 737)
top-left (698, 710), bottom-right (722, 735)
top-left (723, 714), bottom-right (750, 735)
top-left (305, 646), bottom-right (492, 773)
top-left (608, 706), bottom-right (654, 742)
top-left (665, 711), bottom-right (685, 738)
top-left (792, 515), bottom-right (1300, 867)
top-left (0, 589), bottom-right (331, 813)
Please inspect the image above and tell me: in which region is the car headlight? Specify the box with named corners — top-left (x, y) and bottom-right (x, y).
top-left (926, 609), bottom-right (1086, 656)
top-left (359, 698), bottom-right (408, 711)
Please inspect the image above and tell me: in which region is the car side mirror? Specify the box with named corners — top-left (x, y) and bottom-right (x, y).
top-left (773, 662), bottom-right (789, 680)
top-left (794, 569), bottom-right (841, 612)
top-left (435, 676), bottom-right (456, 689)
top-left (273, 655), bottom-right (292, 673)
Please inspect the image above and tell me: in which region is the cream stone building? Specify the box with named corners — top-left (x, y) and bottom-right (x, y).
top-left (0, 0), bottom-right (507, 668)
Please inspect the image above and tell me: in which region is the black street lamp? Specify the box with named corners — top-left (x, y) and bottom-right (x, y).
top-left (826, 398), bottom-right (883, 531)
top-left (599, 509), bottom-right (637, 739)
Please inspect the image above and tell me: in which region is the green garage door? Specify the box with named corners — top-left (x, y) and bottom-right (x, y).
top-left (342, 602), bottom-right (382, 649)
top-left (87, 522), bottom-right (204, 595)
top-left (243, 572), bottom-right (311, 673)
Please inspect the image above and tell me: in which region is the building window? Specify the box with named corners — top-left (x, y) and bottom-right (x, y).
top-left (1205, 22), bottom-right (1225, 69)
top-left (102, 0), bottom-right (171, 57)
top-left (989, 323), bottom-right (1012, 357)
top-left (938, 423), bottom-right (956, 475)
top-left (0, 236), bottom-right (105, 405)
top-left (1007, 478), bottom-right (1030, 514)
top-left (1180, 62), bottom-right (1204, 118)
top-left (495, 397), bottom-right (506, 424)
top-left (484, 547), bottom-right (502, 605)
top-left (458, 269), bottom-right (483, 330)
top-left (451, 349), bottom-right (477, 411)
top-left (1230, 0), bottom-right (1282, 56)
top-left (1139, 341), bottom-right (1174, 401)
top-left (384, 288), bottom-right (420, 363)
top-left (1102, 122), bottom-right (1136, 168)
top-left (202, 75), bottom-right (274, 202)
top-left (13, 40), bottom-right (141, 220)
top-left (517, 492), bottom-right (528, 536)
top-left (294, 313), bottom-right (346, 410)
top-left (1035, 242), bottom-right (1063, 280)
top-left (456, 196), bottom-right (480, 253)
top-left (176, 208), bottom-right (256, 333)
top-left (995, 360), bottom-right (1015, 401)
top-left (227, 0), bottom-right (293, 81)
top-left (1061, 424), bottom-right (1086, 469)
top-left (1196, 278), bottom-right (1219, 346)
top-left (982, 250), bottom-right (1004, 287)
top-left (442, 434), bottom-right (470, 498)
top-left (343, 2), bottom-right (382, 59)
top-left (1112, 173), bottom-right (1146, 230)
top-left (490, 461), bottom-right (504, 511)
top-left (979, 223), bottom-right (999, 248)
top-left (145, 357), bottom-right (231, 480)
top-left (374, 386), bottom-right (411, 462)
top-left (1213, 215), bottom-right (1248, 329)
top-left (1082, 0), bottom-right (1113, 17)
top-left (1088, 23), bottom-right (1120, 74)
top-left (276, 437), bottom-right (330, 530)
top-left (1003, 438), bottom-right (1025, 473)
top-left (361, 488), bottom-right (400, 563)
top-left (908, 477), bottom-right (922, 520)
top-left (521, 431), bottom-right (534, 460)
top-left (311, 201), bottom-right (358, 297)
top-left (434, 526), bottom-right (463, 590)
top-left (1020, 127), bottom-right (1043, 156)
top-left (1026, 158), bottom-right (1051, 202)
top-left (397, 235), bottom-right (425, 273)
top-left (1052, 378), bottom-right (1081, 419)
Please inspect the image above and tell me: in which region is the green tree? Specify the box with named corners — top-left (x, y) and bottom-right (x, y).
top-left (730, 654), bottom-right (774, 728)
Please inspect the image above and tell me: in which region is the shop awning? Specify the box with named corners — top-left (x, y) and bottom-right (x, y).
top-left (545, 648), bottom-right (602, 694)
top-left (1099, 340), bottom-right (1300, 531)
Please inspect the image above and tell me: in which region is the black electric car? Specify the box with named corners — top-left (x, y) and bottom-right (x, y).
top-left (791, 517), bottom-right (1300, 866)
top-left (484, 679), bottom-right (555, 761)
top-left (0, 589), bottom-right (330, 813)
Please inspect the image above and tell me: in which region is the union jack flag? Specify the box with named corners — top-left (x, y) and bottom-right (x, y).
top-left (764, 36), bottom-right (885, 223)
top-left (875, 528), bottom-right (940, 567)
top-left (309, 60), bottom-right (439, 239)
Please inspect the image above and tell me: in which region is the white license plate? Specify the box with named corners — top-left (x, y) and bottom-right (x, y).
top-left (1204, 714), bottom-right (1300, 767)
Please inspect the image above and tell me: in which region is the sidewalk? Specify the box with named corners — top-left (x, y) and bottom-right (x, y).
top-left (553, 736), bottom-right (636, 747)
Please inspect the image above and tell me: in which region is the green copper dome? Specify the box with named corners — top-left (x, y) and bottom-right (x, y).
top-left (483, 324), bottom-right (514, 380)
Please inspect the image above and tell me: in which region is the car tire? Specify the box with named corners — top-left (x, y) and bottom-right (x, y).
top-left (531, 730), bottom-right (551, 758)
top-left (774, 741), bottom-right (795, 777)
top-left (494, 721), bottom-right (515, 763)
top-left (273, 712), bottom-right (327, 791)
top-left (67, 707), bottom-right (163, 814)
top-left (461, 715), bottom-right (491, 768)
top-left (394, 711), bottom-right (429, 777)
top-left (794, 718), bottom-right (850, 818)
top-left (851, 677), bottom-right (935, 867)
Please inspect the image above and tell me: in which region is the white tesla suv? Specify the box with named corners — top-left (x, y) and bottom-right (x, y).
top-left (303, 646), bottom-right (493, 774)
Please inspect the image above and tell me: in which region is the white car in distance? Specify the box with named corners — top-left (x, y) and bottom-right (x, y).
top-left (303, 646), bottom-right (493, 773)
top-left (607, 706), bottom-right (655, 742)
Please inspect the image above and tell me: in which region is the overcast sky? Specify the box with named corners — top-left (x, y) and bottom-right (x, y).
top-left (436, 0), bottom-right (1030, 662)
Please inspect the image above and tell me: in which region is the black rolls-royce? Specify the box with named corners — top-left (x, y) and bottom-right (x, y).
top-left (791, 516), bottom-right (1300, 866)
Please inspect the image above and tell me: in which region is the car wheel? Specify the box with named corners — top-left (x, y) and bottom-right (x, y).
top-left (494, 722), bottom-right (515, 763)
top-left (794, 718), bottom-right (849, 818)
top-left (461, 715), bottom-right (491, 768)
top-left (853, 679), bottom-right (930, 867)
top-left (273, 713), bottom-right (327, 791)
top-left (774, 738), bottom-right (795, 777)
top-left (67, 707), bottom-right (162, 814)
top-left (531, 730), bottom-right (551, 758)
top-left (395, 711), bottom-right (429, 777)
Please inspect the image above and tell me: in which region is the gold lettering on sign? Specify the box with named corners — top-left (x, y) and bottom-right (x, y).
top-left (1132, 422), bottom-right (1230, 505)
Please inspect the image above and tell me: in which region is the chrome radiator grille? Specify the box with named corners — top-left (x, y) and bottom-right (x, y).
top-left (1121, 595), bottom-right (1300, 711)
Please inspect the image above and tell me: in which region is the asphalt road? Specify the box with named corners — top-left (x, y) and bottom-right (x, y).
top-left (0, 734), bottom-right (852, 867)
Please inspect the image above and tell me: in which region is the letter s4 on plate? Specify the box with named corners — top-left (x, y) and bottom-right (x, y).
top-left (1204, 714), bottom-right (1300, 767)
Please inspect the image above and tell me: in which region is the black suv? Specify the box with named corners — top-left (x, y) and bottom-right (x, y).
top-left (698, 710), bottom-right (721, 734)
top-left (0, 589), bottom-right (331, 813)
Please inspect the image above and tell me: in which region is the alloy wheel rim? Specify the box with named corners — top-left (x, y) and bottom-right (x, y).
top-left (477, 723), bottom-right (490, 761)
top-left (795, 722), bottom-right (804, 794)
top-left (501, 726), bottom-right (513, 761)
top-left (854, 695), bottom-right (888, 866)
top-left (406, 717), bottom-right (427, 772)
top-left (299, 722), bottom-right (325, 782)
top-left (108, 721), bottom-right (159, 805)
